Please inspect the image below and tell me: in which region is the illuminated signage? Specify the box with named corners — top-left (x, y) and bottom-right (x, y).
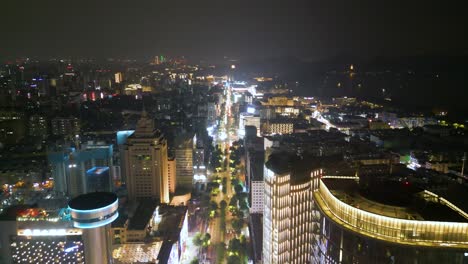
top-left (18, 229), bottom-right (82, 237)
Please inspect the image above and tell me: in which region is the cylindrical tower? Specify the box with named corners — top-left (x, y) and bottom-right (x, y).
top-left (68, 192), bottom-right (118, 264)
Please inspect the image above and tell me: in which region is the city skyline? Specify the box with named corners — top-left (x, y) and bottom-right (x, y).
top-left (1, 2), bottom-right (468, 264)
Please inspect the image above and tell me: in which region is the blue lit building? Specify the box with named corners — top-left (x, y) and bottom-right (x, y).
top-left (86, 167), bottom-right (111, 192)
top-left (68, 192), bottom-right (119, 264)
top-left (48, 141), bottom-right (113, 197)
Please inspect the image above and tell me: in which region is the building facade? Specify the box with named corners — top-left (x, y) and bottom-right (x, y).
top-left (167, 157), bottom-right (177, 194)
top-left (262, 154), bottom-right (320, 264)
top-left (123, 112), bottom-right (169, 203)
top-left (263, 153), bottom-right (468, 263)
top-left (311, 178), bottom-right (468, 264)
top-left (174, 133), bottom-right (194, 190)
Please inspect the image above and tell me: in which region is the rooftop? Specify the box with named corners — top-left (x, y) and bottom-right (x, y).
top-left (249, 150), bottom-right (264, 181)
top-left (323, 178), bottom-right (467, 222)
top-left (128, 199), bottom-right (158, 230)
top-left (155, 205), bottom-right (187, 241)
top-left (265, 152), bottom-right (343, 184)
top-left (68, 192), bottom-right (117, 211)
top-left (315, 178), bottom-right (468, 249)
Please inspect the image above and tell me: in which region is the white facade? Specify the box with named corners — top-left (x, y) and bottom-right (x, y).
top-left (267, 122), bottom-right (294, 135)
top-left (239, 112), bottom-right (261, 137)
top-left (263, 166), bottom-right (322, 264)
top-left (250, 181), bottom-right (264, 213)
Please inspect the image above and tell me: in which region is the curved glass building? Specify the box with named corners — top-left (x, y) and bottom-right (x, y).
top-left (262, 153), bottom-right (468, 264)
top-left (312, 178), bottom-right (468, 264)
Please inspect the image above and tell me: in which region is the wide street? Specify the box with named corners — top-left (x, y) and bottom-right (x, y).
top-left (207, 85), bottom-right (237, 262)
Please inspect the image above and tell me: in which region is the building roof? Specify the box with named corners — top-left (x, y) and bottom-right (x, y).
top-left (265, 152), bottom-right (342, 184)
top-left (323, 178), bottom-right (467, 222)
top-left (155, 205), bottom-right (187, 241)
top-left (128, 199), bottom-right (158, 230)
top-left (249, 150), bottom-right (264, 181)
top-left (68, 192), bottom-right (117, 211)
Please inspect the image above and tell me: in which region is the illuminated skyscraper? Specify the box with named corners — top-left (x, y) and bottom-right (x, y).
top-left (114, 72), bottom-right (123, 84)
top-left (48, 141), bottom-right (113, 198)
top-left (123, 112), bottom-right (169, 203)
top-left (262, 153), bottom-right (468, 263)
top-left (263, 153), bottom-right (320, 264)
top-left (174, 133), bottom-right (194, 190)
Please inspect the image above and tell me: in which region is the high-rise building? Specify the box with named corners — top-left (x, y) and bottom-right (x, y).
top-left (86, 167), bottom-right (112, 192)
top-left (311, 177), bottom-right (468, 263)
top-left (263, 153), bottom-right (319, 264)
top-left (262, 153), bottom-right (468, 264)
top-left (69, 192), bottom-right (118, 264)
top-left (28, 115), bottom-right (47, 138)
top-left (51, 117), bottom-right (80, 137)
top-left (48, 141), bottom-right (113, 198)
top-left (123, 112), bottom-right (169, 203)
top-left (114, 72), bottom-right (123, 84)
top-left (174, 133), bottom-right (194, 190)
top-left (207, 102), bottom-right (217, 126)
top-left (247, 150), bottom-right (264, 214)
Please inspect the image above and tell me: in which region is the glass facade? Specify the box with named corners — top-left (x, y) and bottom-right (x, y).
top-left (312, 180), bottom-right (468, 264)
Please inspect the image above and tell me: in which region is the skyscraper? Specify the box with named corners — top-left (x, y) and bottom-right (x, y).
top-left (68, 192), bottom-right (119, 264)
top-left (263, 153), bottom-right (319, 264)
top-left (174, 133), bottom-right (194, 190)
top-left (114, 72), bottom-right (123, 84)
top-left (262, 153), bottom-right (468, 263)
top-left (48, 141), bottom-right (113, 198)
top-left (123, 112), bottom-right (169, 203)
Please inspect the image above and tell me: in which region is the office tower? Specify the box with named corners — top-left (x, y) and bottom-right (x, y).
top-left (114, 72), bottom-right (123, 84)
top-left (311, 176), bottom-right (468, 263)
top-left (174, 133), bottom-right (194, 190)
top-left (86, 167), bottom-right (112, 192)
top-left (193, 136), bottom-right (207, 183)
top-left (207, 102), bottom-right (217, 126)
top-left (51, 117), bottom-right (80, 137)
top-left (247, 150), bottom-right (264, 214)
top-left (68, 192), bottom-right (118, 264)
top-left (48, 141), bottom-right (113, 197)
top-left (123, 112), bottom-right (169, 203)
top-left (262, 153), bottom-right (468, 263)
top-left (28, 115), bottom-right (47, 138)
top-left (263, 153), bottom-right (319, 264)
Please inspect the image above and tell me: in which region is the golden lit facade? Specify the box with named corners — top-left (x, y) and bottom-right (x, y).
top-left (123, 114), bottom-right (169, 203)
top-left (263, 166), bottom-right (322, 264)
top-left (311, 178), bottom-right (468, 263)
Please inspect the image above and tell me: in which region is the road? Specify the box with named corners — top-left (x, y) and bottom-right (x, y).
top-left (206, 85), bottom-right (238, 263)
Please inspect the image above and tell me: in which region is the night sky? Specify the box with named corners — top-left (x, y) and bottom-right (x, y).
top-left (1, 0), bottom-right (467, 60)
